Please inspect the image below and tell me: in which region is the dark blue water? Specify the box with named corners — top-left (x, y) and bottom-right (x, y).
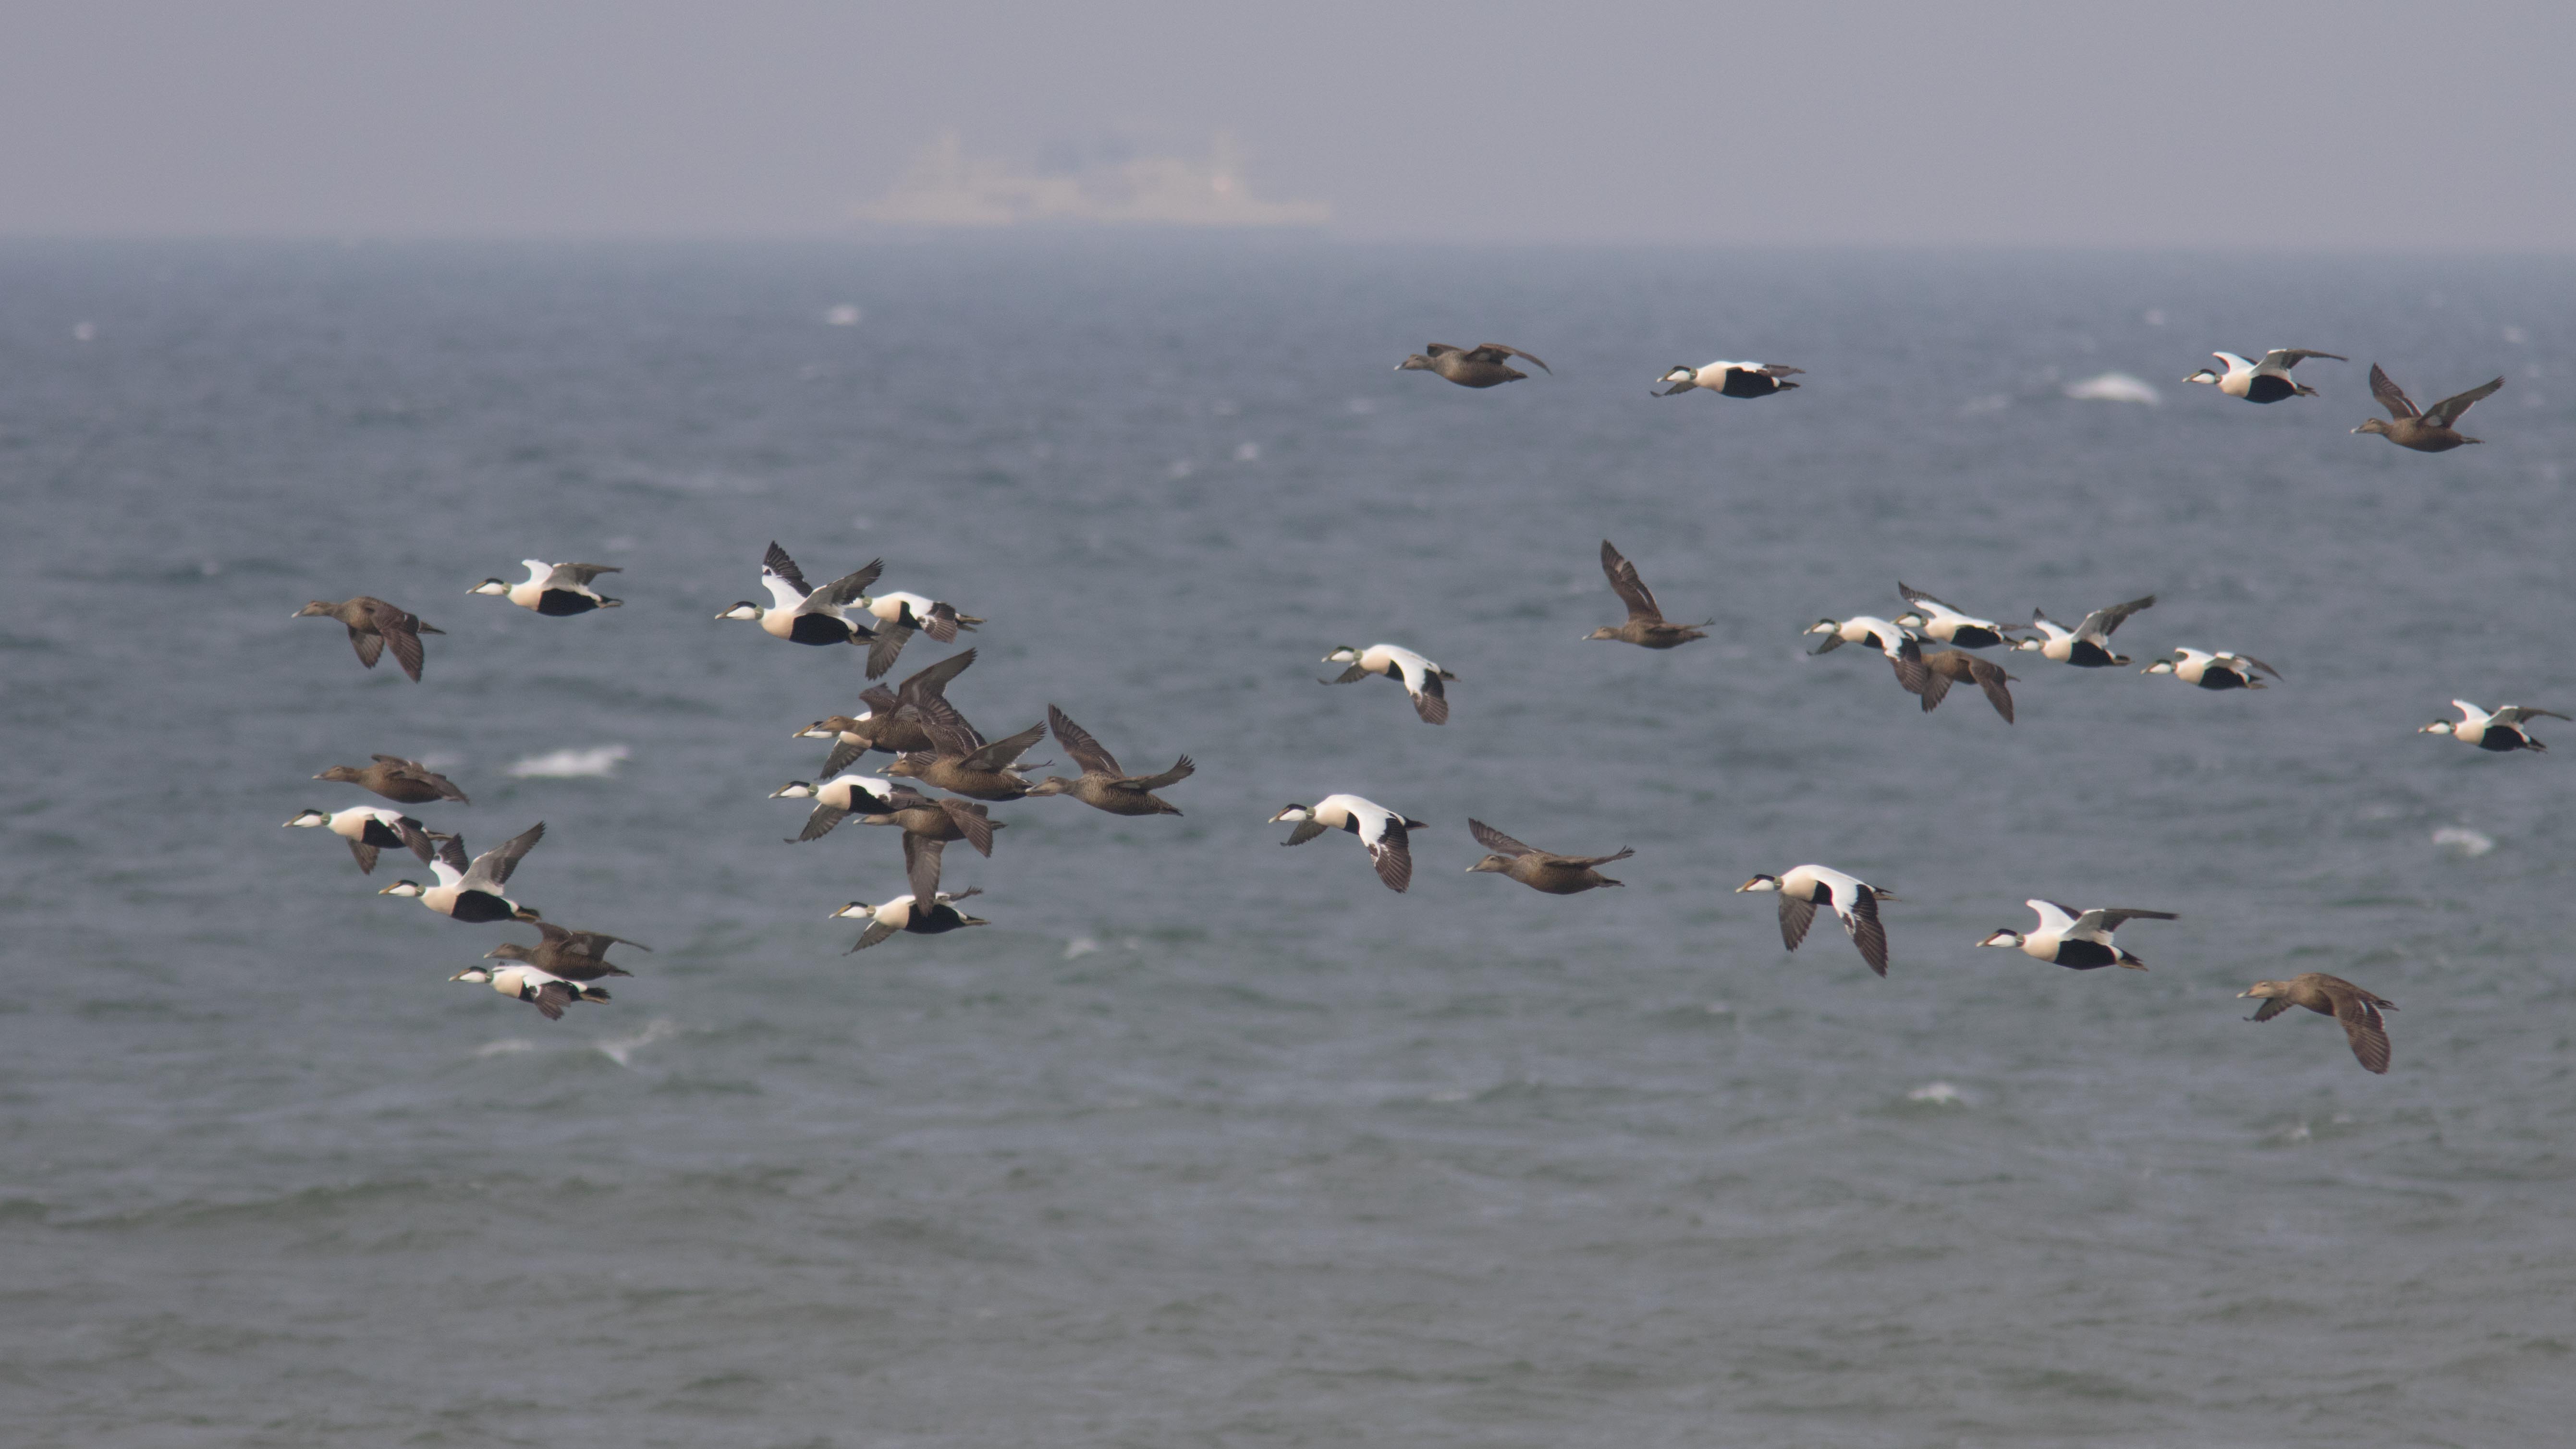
top-left (3, 239), bottom-right (2572, 1447)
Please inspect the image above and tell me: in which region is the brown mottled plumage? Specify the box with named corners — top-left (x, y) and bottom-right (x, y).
top-left (2241, 973), bottom-right (2397, 1074)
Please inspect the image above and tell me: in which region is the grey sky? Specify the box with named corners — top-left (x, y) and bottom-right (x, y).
top-left (5, 0), bottom-right (2571, 247)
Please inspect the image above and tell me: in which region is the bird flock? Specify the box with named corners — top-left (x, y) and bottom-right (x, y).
top-left (281, 338), bottom-right (2546, 1073)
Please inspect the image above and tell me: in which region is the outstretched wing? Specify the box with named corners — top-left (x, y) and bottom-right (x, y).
top-left (1887, 638), bottom-right (1931, 696)
top-left (897, 648), bottom-right (977, 707)
top-left (2074, 907), bottom-right (2177, 933)
top-left (1410, 674), bottom-right (1450, 726)
top-left (2424, 377), bottom-right (2503, 428)
top-left (2249, 997), bottom-right (2292, 1023)
top-left (1368, 825), bottom-right (1415, 892)
top-left (1547, 846), bottom-right (1635, 869)
top-left (863, 621), bottom-right (911, 679)
top-left (903, 832), bottom-right (945, 906)
top-left (2488, 706), bottom-right (2571, 726)
top-left (795, 801), bottom-right (849, 842)
top-left (1777, 894), bottom-right (1818, 951)
top-left (1280, 819), bottom-right (1330, 847)
top-left (2260, 349), bottom-right (2345, 370)
top-left (762, 542), bottom-right (812, 597)
top-left (2368, 364), bottom-right (2419, 420)
top-left (1840, 891), bottom-right (1890, 977)
top-left (1467, 819), bottom-right (1536, 857)
top-left (550, 562), bottom-right (622, 586)
top-left (1968, 657), bottom-right (2016, 723)
top-left (963, 721), bottom-right (1046, 774)
top-left (1465, 343), bottom-right (1549, 373)
top-left (2075, 595), bottom-right (2156, 639)
top-left (1600, 540), bottom-right (1664, 623)
top-left (530, 982), bottom-right (574, 1020)
top-left (474, 822), bottom-right (547, 888)
top-left (812, 561), bottom-right (885, 610)
top-left (1130, 755), bottom-right (1195, 792)
top-left (1895, 582), bottom-right (1963, 616)
top-left (845, 919), bottom-right (900, 954)
top-left (1047, 704), bottom-right (1123, 778)
top-left (940, 798), bottom-right (997, 855)
top-left (2326, 986), bottom-right (2391, 1073)
top-left (915, 695), bottom-right (989, 756)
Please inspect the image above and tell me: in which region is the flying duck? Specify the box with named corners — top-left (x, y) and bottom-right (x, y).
top-left (2355, 364), bottom-right (2504, 452)
top-left (2240, 973), bottom-right (2396, 1074)
top-left (1895, 638), bottom-right (2016, 723)
top-left (794, 650), bottom-right (976, 775)
top-left (2183, 349), bottom-right (2345, 403)
top-left (1892, 584), bottom-right (2020, 649)
top-left (1270, 795), bottom-right (1427, 893)
top-left (2014, 595), bottom-right (2155, 668)
top-left (852, 585), bottom-right (983, 643)
top-left (284, 806), bottom-right (435, 875)
top-left (470, 560), bottom-right (623, 615)
top-left (771, 773), bottom-right (903, 841)
top-left (1735, 865), bottom-right (1896, 976)
top-left (713, 542), bottom-right (883, 657)
top-left (312, 755), bottom-right (470, 806)
top-left (860, 794), bottom-right (1001, 904)
top-left (1654, 360), bottom-right (1802, 399)
top-left (1587, 539), bottom-right (1710, 648)
top-left (1805, 617), bottom-right (1930, 694)
top-left (377, 824), bottom-right (545, 924)
top-left (1465, 819), bottom-right (1632, 895)
top-left (1321, 644), bottom-right (1458, 725)
top-left (1977, 900), bottom-right (2175, 970)
top-left (830, 888), bottom-right (988, 953)
top-left (485, 920), bottom-right (650, 981)
top-left (293, 597), bottom-right (444, 682)
top-left (450, 963), bottom-right (609, 1020)
top-left (1396, 343), bottom-right (1550, 388)
top-left (2143, 649), bottom-right (2280, 691)
top-left (1024, 705), bottom-right (1193, 816)
top-left (2420, 699), bottom-right (2567, 753)
top-left (885, 698), bottom-right (1048, 801)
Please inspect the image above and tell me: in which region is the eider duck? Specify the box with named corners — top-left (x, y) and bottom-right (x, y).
top-left (485, 920), bottom-right (650, 981)
top-left (1465, 819), bottom-right (1632, 895)
top-left (1587, 540), bottom-right (1710, 648)
top-left (859, 794), bottom-right (1002, 904)
top-left (1321, 644), bottom-right (1458, 725)
top-left (293, 597), bottom-right (444, 682)
top-left (794, 650), bottom-right (976, 775)
top-left (2240, 973), bottom-right (2396, 1074)
top-left (1978, 900), bottom-right (2175, 970)
top-left (1895, 638), bottom-right (2015, 723)
top-left (1396, 343), bottom-right (1550, 389)
top-left (449, 963), bottom-right (608, 1020)
top-left (2183, 349), bottom-right (2345, 403)
top-left (284, 805), bottom-right (435, 875)
top-left (377, 824), bottom-right (545, 924)
top-left (770, 774), bottom-right (903, 841)
top-left (713, 542), bottom-right (882, 657)
top-left (1270, 795), bottom-right (1427, 893)
top-left (312, 754), bottom-right (469, 806)
top-left (1805, 617), bottom-right (1929, 694)
top-left (884, 698), bottom-right (1048, 801)
top-left (852, 585), bottom-right (983, 642)
top-left (2013, 595), bottom-right (2155, 668)
top-left (2143, 649), bottom-right (2280, 690)
top-left (2355, 364), bottom-right (2504, 452)
top-left (1892, 584), bottom-right (2020, 649)
top-left (830, 888), bottom-right (987, 953)
top-left (2420, 699), bottom-right (2567, 753)
top-left (1654, 360), bottom-right (1802, 399)
top-left (470, 560), bottom-right (623, 615)
top-left (1735, 865), bottom-right (1896, 976)
top-left (1024, 705), bottom-right (1193, 816)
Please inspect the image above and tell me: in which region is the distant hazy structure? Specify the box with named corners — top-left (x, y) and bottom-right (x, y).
top-left (856, 130), bottom-right (1329, 228)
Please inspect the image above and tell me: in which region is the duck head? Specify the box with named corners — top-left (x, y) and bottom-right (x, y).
top-left (769, 781), bottom-right (818, 799)
top-left (1734, 874), bottom-right (1781, 894)
top-left (1268, 804), bottom-right (1314, 824)
top-left (1023, 777), bottom-right (1078, 798)
top-left (2417, 719), bottom-right (2457, 736)
top-left (378, 880), bottom-right (427, 899)
top-left (2353, 417), bottom-right (2393, 438)
top-left (2183, 367), bottom-right (2222, 386)
top-left (714, 602), bottom-right (764, 622)
top-left (448, 966), bottom-right (496, 984)
top-left (1395, 353), bottom-right (1434, 372)
top-left (292, 601), bottom-right (339, 619)
top-left (283, 809), bottom-right (332, 828)
top-left (2143, 657), bottom-right (2180, 676)
top-left (1320, 646), bottom-right (1363, 665)
top-left (470, 578), bottom-right (512, 597)
top-left (830, 901), bottom-right (879, 922)
top-left (1466, 854), bottom-right (1514, 875)
top-left (1975, 929), bottom-right (2026, 950)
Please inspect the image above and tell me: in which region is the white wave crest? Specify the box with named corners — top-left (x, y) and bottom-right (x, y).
top-left (507, 744), bottom-right (631, 779)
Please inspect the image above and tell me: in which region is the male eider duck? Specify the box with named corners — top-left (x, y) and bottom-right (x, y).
top-left (830, 889), bottom-right (987, 954)
top-left (2014, 595), bottom-right (2155, 668)
top-left (470, 560), bottom-right (623, 615)
top-left (450, 963), bottom-right (608, 1021)
top-left (1396, 343), bottom-right (1550, 389)
top-left (1270, 795), bottom-right (1428, 893)
top-left (486, 920), bottom-right (650, 981)
top-left (1978, 900), bottom-right (2175, 970)
top-left (1654, 360), bottom-right (1802, 399)
top-left (1735, 865), bottom-right (1897, 976)
top-left (1465, 819), bottom-right (1632, 895)
top-left (884, 698), bottom-right (1048, 801)
top-left (1024, 705), bottom-right (1193, 816)
top-left (2355, 364), bottom-right (2503, 452)
top-left (1321, 644), bottom-right (1458, 725)
top-left (378, 824), bottom-right (545, 924)
top-left (795, 650), bottom-right (976, 775)
top-left (2183, 349), bottom-right (2345, 403)
top-left (859, 794), bottom-right (1002, 904)
top-left (1895, 638), bottom-right (2016, 723)
top-left (2143, 649), bottom-right (2280, 691)
top-left (849, 582), bottom-right (985, 668)
top-left (1805, 617), bottom-right (1929, 694)
top-left (293, 597), bottom-right (444, 682)
top-left (2420, 699), bottom-right (2567, 753)
top-left (1587, 540), bottom-right (1711, 649)
top-left (312, 755), bottom-right (470, 806)
top-left (2241, 973), bottom-right (2396, 1074)
top-left (1893, 584), bottom-right (2020, 649)
top-left (713, 541), bottom-right (881, 656)
top-left (770, 774), bottom-right (903, 841)
top-left (284, 806), bottom-right (435, 875)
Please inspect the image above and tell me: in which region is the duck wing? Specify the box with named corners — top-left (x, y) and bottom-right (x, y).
top-left (2074, 595), bottom-right (2155, 640)
top-left (1410, 672), bottom-right (1450, 725)
top-left (811, 561), bottom-right (885, 611)
top-left (346, 623), bottom-right (386, 670)
top-left (1600, 540), bottom-right (1665, 623)
top-left (1367, 823), bottom-right (1415, 892)
top-left (469, 822), bottom-right (546, 889)
top-left (1776, 894), bottom-right (1818, 951)
top-left (2072, 907), bottom-right (2176, 933)
top-left (2367, 364), bottom-right (2420, 420)
top-left (529, 981), bottom-right (574, 1020)
top-left (862, 621), bottom-right (911, 679)
top-left (2321, 981), bottom-right (2391, 1073)
top-left (2488, 706), bottom-right (2571, 725)
top-left (940, 799), bottom-right (997, 855)
top-left (345, 838), bottom-right (381, 874)
top-left (916, 695), bottom-right (990, 756)
top-left (761, 543), bottom-right (811, 596)
top-left (2247, 996), bottom-right (2294, 1023)
top-left (845, 919), bottom-right (901, 954)
top-left (1967, 656), bottom-right (2016, 723)
top-left (1887, 637), bottom-right (1931, 695)
top-left (549, 562), bottom-right (622, 587)
top-left (1130, 755), bottom-right (1195, 792)
top-left (1546, 846), bottom-right (1635, 869)
top-left (2424, 377), bottom-right (2503, 428)
top-left (1047, 705), bottom-right (1123, 778)
top-left (903, 833), bottom-right (945, 905)
top-left (1467, 819), bottom-right (1535, 857)
top-left (1838, 890), bottom-right (1890, 976)
top-left (2260, 349), bottom-right (2345, 371)
top-left (1465, 343), bottom-right (1549, 373)
top-left (961, 721), bottom-right (1045, 774)
top-left (1280, 819), bottom-right (1330, 848)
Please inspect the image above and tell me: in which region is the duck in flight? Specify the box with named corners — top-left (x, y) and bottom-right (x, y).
top-left (1321, 644), bottom-right (1458, 725)
top-left (312, 755), bottom-right (469, 806)
top-left (1654, 360), bottom-right (1802, 399)
top-left (1736, 865), bottom-right (1896, 975)
top-left (378, 824), bottom-right (546, 924)
top-left (2014, 595), bottom-right (2154, 668)
top-left (714, 542), bottom-right (888, 664)
top-left (1396, 343), bottom-right (1550, 389)
top-left (1893, 584), bottom-right (2020, 649)
top-left (831, 889), bottom-right (987, 953)
top-left (1025, 705), bottom-right (1193, 816)
top-left (859, 794), bottom-right (1002, 905)
top-left (1978, 901), bottom-right (2175, 970)
top-left (886, 697), bottom-right (1048, 801)
top-left (794, 650), bottom-right (976, 776)
top-left (2420, 699), bottom-right (2566, 753)
top-left (284, 806), bottom-right (435, 875)
top-left (1271, 795), bottom-right (1427, 893)
top-left (294, 597), bottom-right (443, 682)
top-left (470, 560), bottom-right (623, 615)
top-left (1806, 616), bottom-right (1929, 694)
top-left (1894, 638), bottom-right (2016, 723)
top-left (2143, 649), bottom-right (2280, 691)
top-left (2183, 349), bottom-right (2344, 403)
top-left (485, 920), bottom-right (650, 981)
top-left (1465, 820), bottom-right (1632, 895)
top-left (770, 773), bottom-right (904, 841)
top-left (1587, 540), bottom-right (1710, 649)
top-left (2240, 974), bottom-right (2396, 1074)
top-left (2355, 364), bottom-right (2503, 452)
top-left (450, 963), bottom-right (610, 1020)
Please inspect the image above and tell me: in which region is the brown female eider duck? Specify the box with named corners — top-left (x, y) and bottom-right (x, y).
top-left (293, 597), bottom-right (444, 682)
top-left (2241, 973), bottom-right (2396, 1074)
top-left (794, 650), bottom-right (977, 776)
top-left (313, 754), bottom-right (470, 806)
top-left (1587, 540), bottom-right (1710, 649)
top-left (486, 920), bottom-right (651, 981)
top-left (1894, 639), bottom-right (2016, 722)
top-left (859, 792), bottom-right (1002, 904)
top-left (884, 698), bottom-right (1047, 801)
top-left (1024, 705), bottom-right (1193, 816)
top-left (2355, 364), bottom-right (2503, 452)
top-left (1465, 820), bottom-right (1632, 895)
top-left (1396, 343), bottom-right (1550, 389)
